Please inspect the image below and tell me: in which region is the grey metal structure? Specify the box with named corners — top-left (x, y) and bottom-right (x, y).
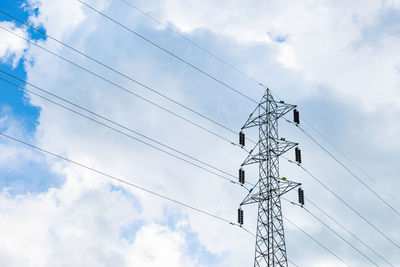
top-left (239, 88), bottom-right (301, 267)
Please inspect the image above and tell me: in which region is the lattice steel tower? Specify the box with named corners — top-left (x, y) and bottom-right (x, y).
top-left (238, 88), bottom-right (302, 267)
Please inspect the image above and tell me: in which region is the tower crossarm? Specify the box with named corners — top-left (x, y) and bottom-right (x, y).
top-left (241, 100), bottom-right (296, 130)
top-left (276, 178), bottom-right (301, 196)
top-left (241, 139), bottom-right (298, 166)
top-left (275, 102), bottom-right (296, 120)
top-left (240, 179), bottom-right (301, 206)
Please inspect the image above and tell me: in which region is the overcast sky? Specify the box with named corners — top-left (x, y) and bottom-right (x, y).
top-left (0, 0), bottom-right (400, 266)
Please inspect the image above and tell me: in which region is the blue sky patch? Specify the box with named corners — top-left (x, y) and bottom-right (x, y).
top-left (0, 0), bottom-right (45, 133)
top-left (0, 159), bottom-right (65, 196)
top-left (158, 206), bottom-right (221, 265)
top-left (0, 0), bottom-right (58, 195)
top-left (120, 219), bottom-right (146, 243)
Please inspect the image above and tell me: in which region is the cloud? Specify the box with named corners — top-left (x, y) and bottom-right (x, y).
top-left (1, 0), bottom-right (400, 266)
top-left (143, 0), bottom-right (400, 110)
top-left (0, 21), bottom-right (28, 67)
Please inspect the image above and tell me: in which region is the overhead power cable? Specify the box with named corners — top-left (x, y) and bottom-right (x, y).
top-left (283, 156), bottom-right (400, 250)
top-left (3, 8), bottom-right (394, 262)
top-left (75, 0), bottom-right (258, 104)
top-left (2, 5), bottom-right (390, 265)
top-left (302, 117), bottom-right (400, 206)
top-left (1, 133), bottom-right (314, 264)
top-left (0, 9), bottom-right (255, 145)
top-left (284, 215), bottom-right (349, 266)
top-left (0, 70), bottom-right (253, 187)
top-left (0, 25), bottom-right (238, 146)
top-left (283, 198), bottom-right (378, 266)
top-left (50, 1), bottom-right (394, 220)
top-left (305, 197), bottom-right (394, 266)
top-left (0, 75), bottom-right (254, 188)
top-left (116, 0), bottom-right (261, 86)
top-left (0, 132), bottom-right (256, 236)
top-left (286, 119), bottom-right (400, 217)
top-left (0, 78), bottom-right (253, 190)
top-left (110, 0), bottom-right (400, 216)
top-left (303, 206), bottom-right (377, 266)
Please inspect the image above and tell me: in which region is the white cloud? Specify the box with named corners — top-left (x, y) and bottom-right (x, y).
top-left (144, 0), bottom-right (400, 110)
top-left (1, 0), bottom-right (400, 266)
top-left (127, 223), bottom-right (193, 267)
top-left (0, 21), bottom-right (28, 67)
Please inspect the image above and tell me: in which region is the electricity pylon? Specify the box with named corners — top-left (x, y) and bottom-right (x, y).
top-left (238, 88), bottom-right (301, 267)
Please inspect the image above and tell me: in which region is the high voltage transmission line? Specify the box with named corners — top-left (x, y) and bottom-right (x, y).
top-left (1, 11), bottom-right (397, 223)
top-left (0, 71), bottom-right (245, 185)
top-left (0, 25), bottom-right (238, 145)
top-left (283, 216), bottom-right (348, 266)
top-left (1, 130), bottom-right (380, 267)
top-left (1, 3), bottom-right (398, 265)
top-left (0, 9), bottom-right (256, 145)
top-left (75, 0), bottom-right (258, 104)
top-left (283, 156), bottom-right (400, 250)
top-left (0, 74), bottom-right (252, 189)
top-left (63, 1), bottom-right (400, 221)
top-left (0, 78), bottom-right (309, 267)
top-left (2, 131), bottom-right (353, 267)
top-left (285, 119), bottom-right (400, 217)
top-left (2, 71), bottom-right (392, 265)
top-left (114, 0), bottom-right (391, 211)
top-left (304, 197), bottom-right (394, 266)
top-left (0, 132), bottom-right (251, 234)
top-left (0, 29), bottom-right (390, 266)
top-left (3, 68), bottom-right (393, 264)
top-left (116, 0), bottom-right (262, 86)
top-left (283, 198), bottom-right (378, 266)
top-left (301, 118), bottom-right (400, 206)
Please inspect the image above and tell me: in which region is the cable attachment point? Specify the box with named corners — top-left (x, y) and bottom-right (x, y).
top-left (238, 207), bottom-right (244, 225)
top-left (293, 109), bottom-right (300, 124)
top-left (295, 147), bottom-right (302, 164)
top-left (298, 187), bottom-right (305, 206)
top-left (239, 131), bottom-right (245, 147)
top-left (239, 168), bottom-right (245, 185)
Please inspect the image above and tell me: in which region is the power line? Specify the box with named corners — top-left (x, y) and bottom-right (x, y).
top-left (116, 0), bottom-right (262, 87)
top-left (1, 132), bottom-right (320, 264)
top-left (302, 117), bottom-right (400, 206)
top-left (2, 4), bottom-right (393, 265)
top-left (283, 156), bottom-right (400, 250)
top-left (283, 198), bottom-right (378, 266)
top-left (75, 0), bottom-right (258, 104)
top-left (74, 0), bottom-right (400, 222)
top-left (0, 70), bottom-right (254, 188)
top-left (303, 206), bottom-right (377, 266)
top-left (4, 6), bottom-right (395, 262)
top-left (17, 1), bottom-right (395, 225)
top-left (0, 75), bottom-right (254, 189)
top-left (286, 119), bottom-right (400, 217)
top-left (0, 86), bottom-right (360, 267)
top-left (0, 131), bottom-right (256, 236)
top-left (0, 25), bottom-right (239, 146)
top-left (0, 37), bottom-right (351, 267)
top-left (0, 9), bottom-right (256, 145)
top-left (305, 197), bottom-right (394, 266)
top-left (284, 215), bottom-right (349, 266)
top-left (116, 0), bottom-right (400, 213)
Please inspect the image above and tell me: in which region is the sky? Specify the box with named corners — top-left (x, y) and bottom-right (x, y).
top-left (0, 0), bottom-right (400, 266)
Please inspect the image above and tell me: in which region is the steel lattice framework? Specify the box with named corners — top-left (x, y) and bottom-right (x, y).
top-left (240, 89), bottom-right (300, 267)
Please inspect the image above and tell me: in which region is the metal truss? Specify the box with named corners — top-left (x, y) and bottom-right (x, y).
top-left (240, 88), bottom-right (301, 267)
